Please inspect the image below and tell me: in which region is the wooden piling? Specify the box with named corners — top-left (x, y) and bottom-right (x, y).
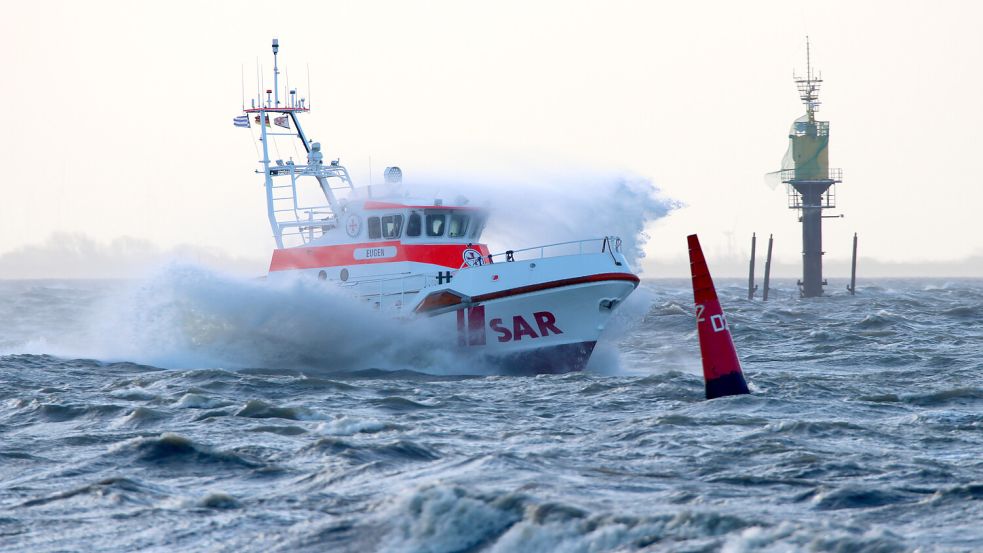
top-left (848, 232), bottom-right (858, 295)
top-left (748, 233), bottom-right (757, 300)
top-left (763, 234), bottom-right (774, 301)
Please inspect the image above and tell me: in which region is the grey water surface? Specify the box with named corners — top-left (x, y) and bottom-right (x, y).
top-left (1, 276), bottom-right (981, 552)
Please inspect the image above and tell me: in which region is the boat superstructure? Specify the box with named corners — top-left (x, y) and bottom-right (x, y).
top-left (236, 39), bottom-right (640, 373)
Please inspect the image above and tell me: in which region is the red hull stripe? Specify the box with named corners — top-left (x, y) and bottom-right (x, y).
top-left (413, 272), bottom-right (639, 314)
top-left (470, 272), bottom-right (639, 303)
top-left (269, 242), bottom-right (490, 272)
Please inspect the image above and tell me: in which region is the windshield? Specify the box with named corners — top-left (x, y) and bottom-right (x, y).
top-left (426, 214), bottom-right (446, 237)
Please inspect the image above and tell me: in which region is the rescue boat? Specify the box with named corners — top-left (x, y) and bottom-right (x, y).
top-left (237, 39), bottom-right (639, 374)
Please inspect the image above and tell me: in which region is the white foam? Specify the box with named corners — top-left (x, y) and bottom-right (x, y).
top-left (64, 263), bottom-right (462, 373)
top-left (174, 393), bottom-right (224, 409)
top-left (380, 484), bottom-right (521, 553)
top-left (316, 416), bottom-right (389, 436)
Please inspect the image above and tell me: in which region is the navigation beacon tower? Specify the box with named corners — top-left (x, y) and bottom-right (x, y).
top-left (782, 39), bottom-right (842, 298)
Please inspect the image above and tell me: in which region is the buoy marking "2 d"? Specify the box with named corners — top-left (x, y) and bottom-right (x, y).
top-left (695, 304), bottom-right (728, 333)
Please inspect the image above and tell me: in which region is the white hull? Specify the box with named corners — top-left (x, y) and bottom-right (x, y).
top-left (286, 250), bottom-right (639, 374)
top-left (428, 275), bottom-right (636, 373)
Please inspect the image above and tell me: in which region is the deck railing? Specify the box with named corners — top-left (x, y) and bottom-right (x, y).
top-left (463, 236), bottom-right (624, 269)
top-left (335, 236), bottom-right (626, 310)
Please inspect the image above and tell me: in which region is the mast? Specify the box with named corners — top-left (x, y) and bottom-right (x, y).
top-left (272, 38), bottom-right (280, 107)
top-left (239, 39), bottom-right (355, 249)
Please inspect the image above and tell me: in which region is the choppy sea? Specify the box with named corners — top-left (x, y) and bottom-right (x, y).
top-left (1, 269), bottom-right (981, 552)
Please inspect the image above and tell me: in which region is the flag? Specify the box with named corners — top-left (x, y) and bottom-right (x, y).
top-left (253, 115), bottom-right (271, 127)
top-left (274, 115), bottom-right (290, 129)
top-left (233, 115), bottom-right (250, 128)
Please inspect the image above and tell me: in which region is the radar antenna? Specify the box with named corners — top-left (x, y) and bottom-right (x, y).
top-left (794, 37), bottom-right (823, 121)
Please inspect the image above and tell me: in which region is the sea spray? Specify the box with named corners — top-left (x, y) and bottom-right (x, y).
top-left (387, 168), bottom-right (679, 268)
top-left (0, 262), bottom-right (655, 376)
top-left (78, 264), bottom-right (480, 374)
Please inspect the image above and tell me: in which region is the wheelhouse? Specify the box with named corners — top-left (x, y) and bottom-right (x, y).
top-left (359, 202), bottom-right (487, 244)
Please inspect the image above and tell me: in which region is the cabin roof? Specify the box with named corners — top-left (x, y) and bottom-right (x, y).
top-left (361, 200), bottom-right (484, 211)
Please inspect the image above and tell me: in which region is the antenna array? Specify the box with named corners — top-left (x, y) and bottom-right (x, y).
top-left (794, 37), bottom-right (823, 118)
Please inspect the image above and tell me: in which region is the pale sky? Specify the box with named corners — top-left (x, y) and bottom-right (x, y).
top-left (2, 1), bottom-right (982, 278)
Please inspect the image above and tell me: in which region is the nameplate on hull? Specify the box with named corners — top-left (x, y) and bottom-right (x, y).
top-left (354, 246), bottom-right (398, 260)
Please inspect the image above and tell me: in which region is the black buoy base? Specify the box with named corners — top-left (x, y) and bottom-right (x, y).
top-left (705, 371), bottom-right (751, 400)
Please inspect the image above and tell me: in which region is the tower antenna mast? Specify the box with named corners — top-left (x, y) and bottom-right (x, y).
top-left (272, 38), bottom-right (280, 107)
top-left (780, 37), bottom-right (843, 298)
top-left (806, 36), bottom-right (811, 82)
top-left (795, 36), bottom-right (823, 121)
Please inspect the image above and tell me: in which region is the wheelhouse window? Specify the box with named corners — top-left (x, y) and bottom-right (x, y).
top-left (448, 214), bottom-right (470, 238)
top-left (426, 213), bottom-right (446, 237)
top-left (367, 217), bottom-right (382, 239)
top-left (469, 213), bottom-right (487, 240)
top-left (367, 214), bottom-right (403, 239)
top-left (381, 214), bottom-right (403, 239)
top-left (407, 212), bottom-right (422, 237)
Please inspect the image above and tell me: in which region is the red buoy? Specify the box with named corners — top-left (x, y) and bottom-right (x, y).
top-left (688, 234), bottom-right (750, 400)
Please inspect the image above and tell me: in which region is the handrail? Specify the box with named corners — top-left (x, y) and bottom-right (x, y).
top-left (337, 271), bottom-right (432, 312)
top-left (491, 237), bottom-right (606, 258)
top-left (276, 215), bottom-right (335, 228)
top-left (461, 236), bottom-right (623, 269)
top-left (339, 271), bottom-right (415, 286)
top-left (330, 236), bottom-right (626, 310)
top-left (780, 167), bottom-right (843, 183)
